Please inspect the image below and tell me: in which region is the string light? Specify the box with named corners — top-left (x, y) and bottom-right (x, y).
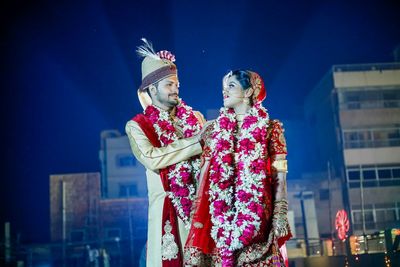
top-left (354, 235), bottom-right (360, 263)
top-left (344, 256), bottom-right (349, 267)
top-left (384, 253), bottom-right (391, 267)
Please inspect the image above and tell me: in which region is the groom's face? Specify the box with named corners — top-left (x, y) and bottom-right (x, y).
top-left (150, 75), bottom-right (180, 108)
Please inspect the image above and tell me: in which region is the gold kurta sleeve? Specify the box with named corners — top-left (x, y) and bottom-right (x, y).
top-left (125, 120), bottom-right (203, 171)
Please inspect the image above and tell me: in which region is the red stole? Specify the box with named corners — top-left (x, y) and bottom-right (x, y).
top-left (132, 114), bottom-right (183, 267)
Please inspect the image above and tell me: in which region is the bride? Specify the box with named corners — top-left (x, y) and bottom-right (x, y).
top-left (185, 70), bottom-right (291, 266)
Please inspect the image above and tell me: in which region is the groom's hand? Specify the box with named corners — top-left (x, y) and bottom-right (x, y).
top-left (196, 120), bottom-right (215, 147)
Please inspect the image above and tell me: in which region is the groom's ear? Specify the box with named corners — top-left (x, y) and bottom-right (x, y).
top-left (148, 84), bottom-right (157, 98)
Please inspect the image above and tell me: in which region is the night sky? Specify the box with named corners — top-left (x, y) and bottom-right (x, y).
top-left (1, 0), bottom-right (399, 243)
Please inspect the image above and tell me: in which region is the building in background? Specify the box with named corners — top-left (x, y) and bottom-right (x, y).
top-left (99, 130), bottom-right (147, 199)
top-left (50, 173), bottom-right (147, 266)
top-left (305, 62), bottom-right (400, 241)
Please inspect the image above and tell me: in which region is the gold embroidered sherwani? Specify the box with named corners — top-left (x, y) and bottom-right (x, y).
top-left (125, 118), bottom-right (203, 267)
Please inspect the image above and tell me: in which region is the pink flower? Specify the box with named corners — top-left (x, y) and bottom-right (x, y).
top-left (251, 159), bottom-right (266, 174)
top-left (217, 228), bottom-right (224, 238)
top-left (239, 138), bottom-right (255, 152)
top-left (179, 165), bottom-right (187, 172)
top-left (252, 127), bottom-right (267, 142)
top-left (180, 171), bottom-right (192, 184)
top-left (213, 200), bottom-right (228, 216)
top-left (145, 106), bottom-right (160, 122)
top-left (171, 184), bottom-right (189, 197)
top-left (218, 180), bottom-right (232, 190)
top-left (258, 109), bottom-right (267, 118)
top-left (248, 201), bottom-right (264, 216)
top-left (237, 212), bottom-right (255, 222)
top-left (239, 224), bottom-right (256, 245)
top-left (210, 171), bottom-right (220, 183)
top-left (184, 129), bottom-right (194, 138)
top-left (176, 106), bottom-right (186, 118)
top-left (219, 117), bottom-right (236, 131)
top-left (176, 187), bottom-right (189, 197)
top-left (159, 120), bottom-right (175, 132)
top-left (236, 161), bottom-right (244, 171)
top-left (170, 184), bottom-right (179, 192)
top-left (186, 115), bottom-right (199, 126)
top-left (217, 140), bottom-right (232, 151)
top-left (160, 135), bottom-right (171, 145)
top-left (221, 251), bottom-right (234, 267)
top-left (227, 108), bottom-right (235, 115)
top-left (222, 154), bottom-right (233, 165)
top-left (242, 116), bottom-right (258, 129)
top-left (180, 198), bottom-right (192, 215)
top-left (237, 190), bottom-right (253, 202)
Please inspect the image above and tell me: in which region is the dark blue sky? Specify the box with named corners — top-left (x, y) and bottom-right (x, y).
top-left (1, 0), bottom-right (399, 242)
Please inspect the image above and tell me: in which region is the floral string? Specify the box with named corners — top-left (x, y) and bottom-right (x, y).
top-left (144, 100), bottom-right (202, 228)
top-left (208, 103), bottom-right (270, 266)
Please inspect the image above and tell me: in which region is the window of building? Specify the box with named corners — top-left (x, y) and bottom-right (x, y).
top-left (340, 88), bottom-right (400, 110)
top-left (364, 210), bottom-right (374, 222)
top-left (119, 183), bottom-right (138, 197)
top-left (386, 209), bottom-right (397, 221)
top-left (347, 165), bottom-right (400, 188)
top-left (362, 170), bottom-right (376, 180)
top-left (393, 168), bottom-right (400, 178)
top-left (347, 170), bottom-right (360, 181)
top-left (116, 154), bottom-right (136, 167)
top-left (353, 205), bottom-right (399, 232)
top-left (343, 127), bottom-right (400, 149)
top-left (352, 209), bottom-right (375, 230)
top-left (378, 169), bottom-right (392, 179)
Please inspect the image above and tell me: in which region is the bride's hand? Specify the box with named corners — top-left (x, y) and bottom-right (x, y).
top-left (196, 120), bottom-right (215, 143)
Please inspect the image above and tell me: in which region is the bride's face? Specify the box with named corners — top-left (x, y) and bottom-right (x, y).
top-left (222, 75), bottom-right (245, 108)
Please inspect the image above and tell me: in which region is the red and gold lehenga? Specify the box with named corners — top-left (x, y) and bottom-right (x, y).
top-left (184, 115), bottom-right (291, 267)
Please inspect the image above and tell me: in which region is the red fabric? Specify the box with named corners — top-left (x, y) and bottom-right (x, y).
top-left (160, 169), bottom-right (183, 267)
top-left (132, 114), bottom-right (162, 147)
top-left (132, 114), bottom-right (183, 267)
top-left (185, 119), bottom-right (291, 266)
top-left (185, 161), bottom-right (216, 254)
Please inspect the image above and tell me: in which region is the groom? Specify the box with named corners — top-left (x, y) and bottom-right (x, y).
top-left (125, 39), bottom-right (205, 267)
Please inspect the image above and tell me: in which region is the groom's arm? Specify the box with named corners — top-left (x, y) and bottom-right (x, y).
top-left (125, 120), bottom-right (202, 171)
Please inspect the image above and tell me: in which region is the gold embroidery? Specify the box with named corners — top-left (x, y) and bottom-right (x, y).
top-left (194, 222), bottom-right (204, 228)
top-left (161, 220), bottom-right (179, 261)
top-left (272, 160), bottom-right (288, 173)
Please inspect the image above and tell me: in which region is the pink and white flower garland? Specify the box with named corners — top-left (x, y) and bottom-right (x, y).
top-left (144, 100), bottom-right (202, 228)
top-left (208, 103), bottom-right (269, 265)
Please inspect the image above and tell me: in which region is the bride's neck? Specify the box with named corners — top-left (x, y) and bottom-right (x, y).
top-left (233, 103), bottom-right (251, 116)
